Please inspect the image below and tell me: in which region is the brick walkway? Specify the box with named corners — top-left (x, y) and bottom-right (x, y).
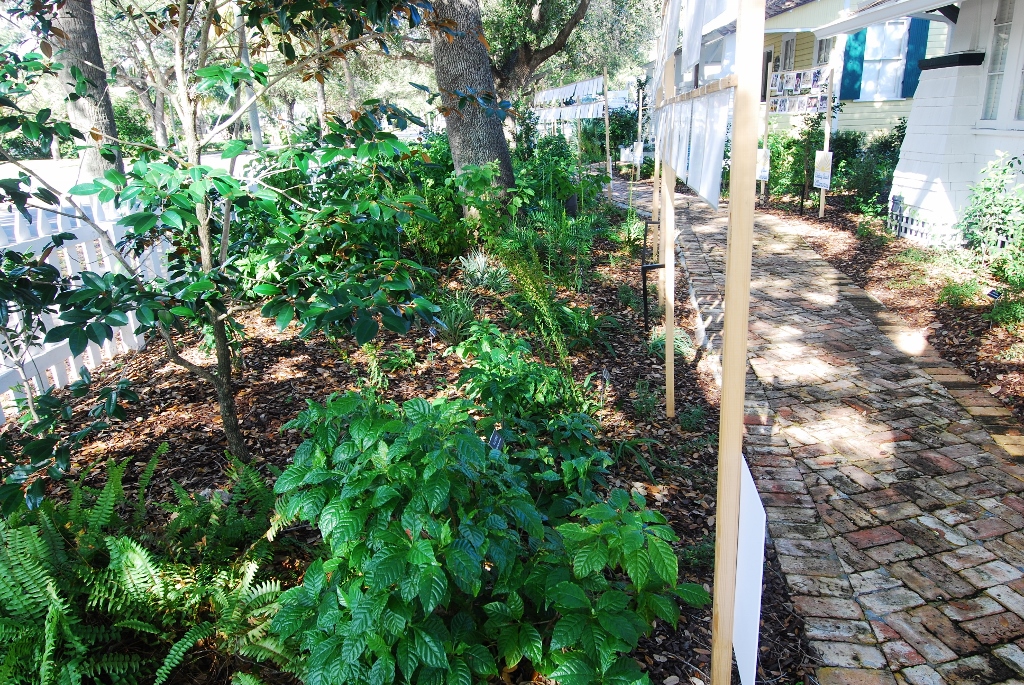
top-left (613, 180), bottom-right (1024, 685)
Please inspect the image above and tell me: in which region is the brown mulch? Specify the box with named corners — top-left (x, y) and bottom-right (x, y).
top-left (767, 195), bottom-right (1024, 419)
top-left (9, 203), bottom-right (812, 685)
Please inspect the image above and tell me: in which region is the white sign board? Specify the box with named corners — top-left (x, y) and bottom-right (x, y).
top-left (813, 150), bottom-right (833, 190)
top-left (756, 148), bottom-right (770, 182)
top-left (733, 458), bottom-right (766, 685)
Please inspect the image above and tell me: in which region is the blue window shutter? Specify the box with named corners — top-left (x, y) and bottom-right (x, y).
top-left (840, 30), bottom-right (866, 100)
top-left (902, 18), bottom-right (930, 97)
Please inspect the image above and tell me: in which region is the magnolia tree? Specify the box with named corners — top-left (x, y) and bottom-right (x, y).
top-left (0, 0), bottom-right (446, 510)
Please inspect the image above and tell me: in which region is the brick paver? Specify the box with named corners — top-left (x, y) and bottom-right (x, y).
top-left (614, 181), bottom-right (1024, 685)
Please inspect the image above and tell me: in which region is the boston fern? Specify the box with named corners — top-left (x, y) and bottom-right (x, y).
top-left (272, 392), bottom-right (709, 685)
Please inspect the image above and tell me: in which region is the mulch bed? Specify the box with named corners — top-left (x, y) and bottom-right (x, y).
top-left (9, 203), bottom-right (812, 685)
top-left (767, 195), bottom-right (1024, 420)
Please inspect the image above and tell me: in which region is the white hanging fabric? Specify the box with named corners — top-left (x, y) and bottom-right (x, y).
top-left (534, 76), bottom-right (605, 106)
top-left (651, 0), bottom-right (682, 101)
top-left (671, 100), bottom-right (693, 181)
top-left (696, 88), bottom-right (732, 208)
top-left (679, 0), bottom-right (706, 73)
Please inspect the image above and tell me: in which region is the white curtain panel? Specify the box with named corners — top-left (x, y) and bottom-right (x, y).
top-left (696, 88), bottom-right (732, 209)
top-left (671, 100), bottom-right (693, 182)
top-left (651, 0), bottom-right (682, 98)
top-left (679, 0), bottom-right (706, 73)
top-left (688, 95), bottom-right (709, 193)
top-left (574, 77), bottom-right (605, 98)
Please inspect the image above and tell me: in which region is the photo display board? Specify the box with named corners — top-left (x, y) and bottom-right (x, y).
top-left (767, 67), bottom-right (831, 114)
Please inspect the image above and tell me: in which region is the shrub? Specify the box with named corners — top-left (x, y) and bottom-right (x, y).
top-left (437, 290), bottom-right (477, 345)
top-left (381, 346), bottom-right (417, 372)
top-left (631, 379), bottom-right (658, 420)
top-left (454, 322), bottom-right (593, 429)
top-left (272, 391), bottom-right (709, 685)
top-left (459, 249), bottom-right (511, 293)
top-left (958, 153), bottom-right (1024, 262)
top-left (677, 404), bottom-right (707, 432)
top-left (937, 280), bottom-right (981, 308)
top-left (617, 284), bottom-right (641, 311)
top-left (993, 244), bottom-right (1024, 290)
top-left (0, 456), bottom-right (291, 684)
top-left (647, 328), bottom-right (696, 362)
top-left (987, 297), bottom-right (1024, 329)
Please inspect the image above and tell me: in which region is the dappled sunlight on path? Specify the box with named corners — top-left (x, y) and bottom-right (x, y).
top-left (614, 178), bottom-right (1024, 685)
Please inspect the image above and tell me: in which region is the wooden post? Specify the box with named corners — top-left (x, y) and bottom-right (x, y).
top-left (604, 68), bottom-right (613, 202)
top-left (659, 54), bottom-right (676, 418)
top-left (636, 87), bottom-right (644, 181)
top-left (760, 61), bottom-right (772, 199)
top-left (818, 68), bottom-right (834, 219)
top-left (710, 0), bottom-right (765, 680)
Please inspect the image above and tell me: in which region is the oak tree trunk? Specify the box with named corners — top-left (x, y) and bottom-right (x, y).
top-left (53, 0), bottom-right (123, 179)
top-left (429, 0), bottom-right (514, 187)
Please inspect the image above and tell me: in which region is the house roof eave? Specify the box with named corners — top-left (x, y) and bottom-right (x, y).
top-left (814, 0), bottom-right (955, 37)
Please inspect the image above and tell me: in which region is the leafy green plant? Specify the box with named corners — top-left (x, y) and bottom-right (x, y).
top-left (617, 284), bottom-right (641, 311)
top-left (892, 247), bottom-right (933, 264)
top-left (677, 404), bottom-right (707, 432)
top-left (454, 322), bottom-right (594, 429)
top-left (437, 290), bottom-right (477, 345)
top-left (647, 328), bottom-right (696, 363)
top-left (381, 346), bottom-right (417, 372)
top-left (993, 243), bottom-right (1024, 290)
top-left (459, 249), bottom-right (511, 293)
top-left (631, 379), bottom-right (658, 420)
top-left (361, 343), bottom-right (390, 390)
top-left (272, 391), bottom-right (709, 685)
top-left (0, 457), bottom-right (291, 684)
top-left (987, 296), bottom-right (1024, 329)
top-left (957, 153), bottom-right (1024, 261)
top-left (679, 536), bottom-right (715, 570)
top-left (937, 280), bottom-right (981, 308)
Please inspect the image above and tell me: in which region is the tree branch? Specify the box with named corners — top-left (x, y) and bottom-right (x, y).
top-left (530, 0), bottom-right (591, 67)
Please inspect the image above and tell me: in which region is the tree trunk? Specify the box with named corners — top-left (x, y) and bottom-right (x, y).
top-left (343, 57), bottom-right (359, 110)
top-left (53, 0), bottom-right (123, 178)
top-left (429, 0), bottom-right (514, 187)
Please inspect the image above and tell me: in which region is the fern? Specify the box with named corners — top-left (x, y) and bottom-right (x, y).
top-left (153, 622), bottom-right (214, 685)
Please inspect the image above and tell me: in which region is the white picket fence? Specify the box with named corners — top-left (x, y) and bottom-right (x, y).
top-left (0, 199), bottom-right (169, 423)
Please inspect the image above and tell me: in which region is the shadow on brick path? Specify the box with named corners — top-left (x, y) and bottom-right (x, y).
top-left (614, 178), bottom-right (1024, 685)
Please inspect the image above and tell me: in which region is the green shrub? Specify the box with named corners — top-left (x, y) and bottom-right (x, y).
top-left (617, 284), bottom-right (641, 311)
top-left (381, 346), bottom-right (417, 372)
top-left (987, 297), bottom-right (1024, 329)
top-left (993, 244), bottom-right (1024, 289)
top-left (454, 322), bottom-right (593, 428)
top-left (437, 290), bottom-right (477, 345)
top-left (631, 379), bottom-right (658, 420)
top-left (458, 249), bottom-right (511, 293)
top-left (272, 392), bottom-right (709, 685)
top-left (677, 404), bottom-right (707, 432)
top-left (937, 280), bottom-right (981, 308)
top-left (112, 94), bottom-right (157, 150)
top-left (639, 157), bottom-right (655, 179)
top-left (958, 153), bottom-right (1024, 262)
top-left (647, 328), bottom-right (696, 362)
top-left (0, 456), bottom-right (291, 684)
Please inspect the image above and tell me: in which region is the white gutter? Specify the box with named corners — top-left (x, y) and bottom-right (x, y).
top-left (814, 0), bottom-right (953, 37)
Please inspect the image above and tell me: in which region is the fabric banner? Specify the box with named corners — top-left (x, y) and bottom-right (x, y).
top-left (679, 0), bottom-right (706, 72)
top-left (653, 88), bottom-right (731, 210)
top-left (687, 95), bottom-right (708, 187)
top-left (696, 88), bottom-right (731, 208)
top-left (702, 0), bottom-right (737, 33)
top-left (670, 100), bottom-right (693, 181)
top-left (536, 102), bottom-right (606, 122)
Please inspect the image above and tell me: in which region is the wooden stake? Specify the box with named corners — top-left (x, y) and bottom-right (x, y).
top-left (604, 68), bottom-right (613, 202)
top-left (710, 0), bottom-right (765, 680)
top-left (760, 61), bottom-right (772, 199)
top-left (819, 68), bottom-right (834, 219)
top-left (659, 54), bottom-right (676, 419)
top-left (636, 87), bottom-right (644, 181)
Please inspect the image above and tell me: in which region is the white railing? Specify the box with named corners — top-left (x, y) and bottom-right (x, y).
top-left (0, 198), bottom-right (169, 423)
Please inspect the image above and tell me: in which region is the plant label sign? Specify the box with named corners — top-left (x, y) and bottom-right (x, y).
top-left (813, 151), bottom-right (833, 190)
top-left (756, 148), bottom-right (770, 181)
top-left (733, 457), bottom-right (767, 685)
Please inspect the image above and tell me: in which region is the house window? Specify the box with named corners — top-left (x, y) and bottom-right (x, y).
top-left (816, 37), bottom-right (836, 65)
top-left (782, 37), bottom-right (796, 71)
top-left (860, 19), bottom-right (909, 100)
top-left (984, 0), bottom-right (1016, 119)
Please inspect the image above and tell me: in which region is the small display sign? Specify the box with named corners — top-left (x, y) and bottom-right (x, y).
top-left (813, 150), bottom-right (833, 190)
top-left (756, 148), bottom-right (770, 181)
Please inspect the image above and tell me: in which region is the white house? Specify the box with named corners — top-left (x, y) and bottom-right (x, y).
top-left (816, 0), bottom-right (1024, 243)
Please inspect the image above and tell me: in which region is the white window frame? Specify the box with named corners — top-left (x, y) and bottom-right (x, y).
top-left (781, 35), bottom-right (796, 71)
top-left (815, 37), bottom-right (836, 66)
top-left (977, 0), bottom-right (1024, 128)
top-left (858, 19), bottom-right (910, 101)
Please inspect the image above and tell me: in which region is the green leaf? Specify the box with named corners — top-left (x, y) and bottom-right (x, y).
top-left (68, 327), bottom-right (88, 357)
top-left (253, 284), bottom-right (281, 296)
top-left (413, 628), bottom-right (448, 669)
top-left (573, 542), bottom-right (609, 578)
top-left (624, 549), bottom-right (649, 589)
top-left (222, 139), bottom-right (247, 158)
top-left (596, 590), bottom-right (630, 613)
top-left (550, 581), bottom-right (590, 611)
top-left (418, 566), bottom-right (446, 613)
top-left (551, 615), bottom-right (585, 650)
top-left (548, 655), bottom-right (595, 685)
top-left (276, 305), bottom-right (294, 331)
top-left (353, 311), bottom-right (379, 345)
top-left (675, 582), bottom-right (711, 608)
top-left (169, 306), bottom-right (193, 317)
top-left (462, 644), bottom-right (497, 676)
top-left (68, 182), bottom-right (100, 195)
top-left (519, 624), bottom-right (543, 664)
top-left (448, 658), bottom-right (471, 685)
top-left (647, 536), bottom-right (678, 586)
top-left (369, 655), bottom-right (396, 685)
